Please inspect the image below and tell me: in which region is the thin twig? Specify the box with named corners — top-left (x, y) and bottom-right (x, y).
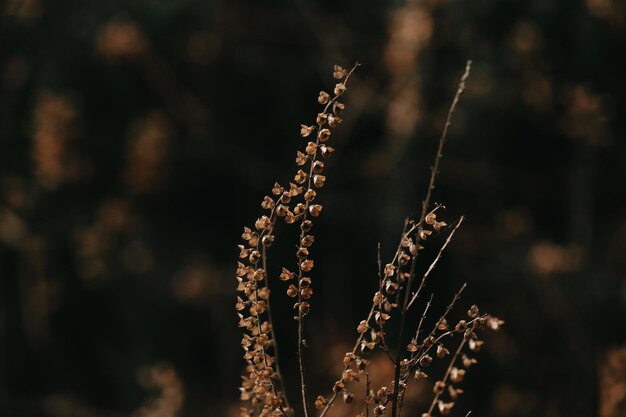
top-left (397, 293), bottom-right (434, 416)
top-left (419, 60), bottom-right (472, 225)
top-left (407, 216), bottom-right (465, 310)
top-left (262, 244), bottom-right (293, 414)
top-left (389, 61), bottom-right (472, 417)
top-left (426, 337), bottom-right (466, 416)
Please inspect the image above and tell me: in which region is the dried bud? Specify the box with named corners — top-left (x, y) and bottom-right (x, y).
top-left (255, 215), bottom-right (271, 231)
top-left (313, 175), bottom-right (326, 188)
top-left (294, 170), bottom-right (307, 184)
top-left (301, 259), bottom-right (314, 272)
top-left (332, 102), bottom-right (345, 115)
top-left (315, 396), bottom-right (327, 409)
top-left (486, 316), bottom-right (505, 331)
top-left (425, 212), bottom-right (437, 225)
top-left (320, 145), bottom-right (335, 157)
top-left (257, 287), bottom-right (270, 300)
top-left (317, 113), bottom-right (328, 125)
top-left (296, 247), bottom-right (309, 259)
top-left (301, 287), bottom-right (313, 299)
top-left (241, 227), bottom-right (253, 241)
top-left (318, 91), bottom-right (331, 105)
top-left (300, 124), bottom-right (315, 137)
top-left (301, 235), bottom-right (315, 247)
top-left (284, 210), bottom-right (297, 224)
top-left (357, 320), bottom-right (369, 334)
top-left (306, 141), bottom-right (317, 155)
top-left (419, 354), bottom-right (432, 367)
top-left (433, 381), bottom-right (446, 395)
top-left (328, 115), bottom-right (342, 128)
top-left (299, 301), bottom-right (310, 315)
top-left (272, 182), bottom-right (284, 195)
top-left (414, 370), bottom-right (428, 381)
top-left (373, 292), bottom-right (384, 305)
top-left (375, 311), bottom-right (390, 324)
top-left (275, 204), bottom-right (287, 218)
top-left (384, 263), bottom-right (395, 277)
top-left (304, 189), bottom-right (316, 202)
top-left (334, 83), bottom-right (346, 96)
top-left (294, 203), bottom-right (306, 215)
top-left (253, 268), bottom-right (265, 281)
top-left (333, 65), bottom-right (347, 79)
top-left (312, 160), bottom-right (325, 173)
top-left (343, 352), bottom-right (356, 365)
top-left (468, 339), bottom-right (484, 352)
top-left (287, 284), bottom-right (298, 298)
top-left (455, 320), bottom-right (467, 332)
top-left (462, 354), bottom-right (478, 368)
top-left (261, 196), bottom-right (274, 210)
top-left (261, 235), bottom-right (274, 247)
top-left (449, 385), bottom-right (464, 400)
top-left (437, 401), bottom-right (454, 415)
top-left (467, 305), bottom-right (480, 318)
top-left (296, 151), bottom-right (308, 166)
top-left (249, 250), bottom-right (260, 263)
top-left (235, 296), bottom-right (246, 311)
top-left (407, 342), bottom-right (419, 353)
top-left (342, 391), bottom-right (354, 404)
top-left (309, 204), bottom-right (323, 217)
top-left (385, 280), bottom-right (398, 295)
top-left (436, 344), bottom-right (450, 358)
top-left (333, 380), bottom-right (346, 393)
top-left (437, 319), bottom-right (449, 330)
top-left (319, 129), bottom-right (331, 142)
top-left (433, 220), bottom-right (447, 232)
top-left (450, 367), bottom-right (466, 383)
top-left (423, 336), bottom-right (436, 348)
top-left (301, 219), bottom-right (313, 232)
top-left (289, 182), bottom-right (303, 196)
top-left (280, 193), bottom-right (291, 204)
top-left (419, 228), bottom-right (432, 240)
top-left (280, 268), bottom-right (294, 281)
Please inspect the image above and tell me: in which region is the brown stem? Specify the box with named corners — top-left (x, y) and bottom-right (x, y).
top-left (296, 63), bottom-right (360, 417)
top-left (262, 244), bottom-right (293, 414)
top-left (390, 61), bottom-right (472, 417)
top-left (419, 60), bottom-right (471, 225)
top-left (407, 216), bottom-right (464, 311)
top-left (426, 338), bottom-right (466, 416)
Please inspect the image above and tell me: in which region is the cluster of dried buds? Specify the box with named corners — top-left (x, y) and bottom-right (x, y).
top-left (407, 306), bottom-right (503, 417)
top-left (313, 208), bottom-right (445, 412)
top-left (236, 65), bottom-right (357, 417)
top-left (236, 60), bottom-right (501, 417)
top-left (314, 208), bottom-right (503, 417)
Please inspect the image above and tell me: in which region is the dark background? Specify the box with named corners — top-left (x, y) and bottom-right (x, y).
top-left (1, 0), bottom-right (625, 416)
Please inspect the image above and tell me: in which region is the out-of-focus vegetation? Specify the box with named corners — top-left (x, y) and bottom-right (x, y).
top-left (0, 1), bottom-right (625, 416)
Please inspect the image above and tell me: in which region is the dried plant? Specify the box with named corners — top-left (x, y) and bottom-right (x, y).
top-left (235, 61), bottom-right (503, 417)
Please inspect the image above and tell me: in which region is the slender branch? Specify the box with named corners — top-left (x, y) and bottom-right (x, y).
top-left (397, 293), bottom-right (434, 416)
top-left (407, 216), bottom-right (464, 310)
top-left (296, 63), bottom-right (360, 417)
top-left (262, 244), bottom-right (293, 414)
top-left (426, 337), bottom-right (466, 416)
top-left (419, 60), bottom-right (472, 224)
top-left (390, 61), bottom-right (472, 417)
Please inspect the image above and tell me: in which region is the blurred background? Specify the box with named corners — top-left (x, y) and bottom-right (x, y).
top-left (1, 0), bottom-right (625, 416)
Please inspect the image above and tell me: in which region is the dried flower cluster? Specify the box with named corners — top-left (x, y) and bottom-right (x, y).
top-left (235, 61), bottom-right (503, 417)
top-left (236, 64), bottom-right (358, 417)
